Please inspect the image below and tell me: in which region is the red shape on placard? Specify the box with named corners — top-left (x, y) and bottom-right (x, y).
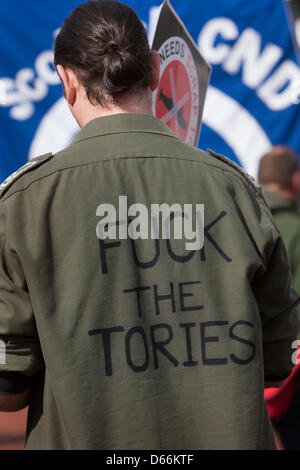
top-left (156, 60), bottom-right (191, 142)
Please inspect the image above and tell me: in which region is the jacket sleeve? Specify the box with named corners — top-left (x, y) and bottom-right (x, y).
top-left (0, 203), bottom-right (43, 393)
top-left (252, 208), bottom-right (300, 382)
top-left (289, 226), bottom-right (300, 300)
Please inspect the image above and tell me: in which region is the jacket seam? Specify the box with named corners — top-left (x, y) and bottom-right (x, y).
top-left (2, 154), bottom-right (260, 202)
top-left (71, 129), bottom-right (181, 145)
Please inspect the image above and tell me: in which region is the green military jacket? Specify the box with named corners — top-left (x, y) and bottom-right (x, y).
top-left (0, 114), bottom-right (299, 450)
top-left (262, 189), bottom-right (300, 297)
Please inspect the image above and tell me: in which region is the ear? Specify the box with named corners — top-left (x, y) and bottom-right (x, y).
top-left (149, 51), bottom-right (161, 91)
top-left (56, 65), bottom-right (79, 106)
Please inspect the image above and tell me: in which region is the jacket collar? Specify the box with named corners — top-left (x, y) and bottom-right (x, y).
top-left (262, 188), bottom-right (299, 212)
top-left (72, 113), bottom-right (180, 145)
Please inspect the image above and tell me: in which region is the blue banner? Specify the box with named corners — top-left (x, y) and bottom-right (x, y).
top-left (0, 0), bottom-right (300, 181)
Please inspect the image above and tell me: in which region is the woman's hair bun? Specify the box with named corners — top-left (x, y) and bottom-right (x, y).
top-left (54, 0), bottom-right (152, 107)
top-left (103, 43), bottom-right (149, 97)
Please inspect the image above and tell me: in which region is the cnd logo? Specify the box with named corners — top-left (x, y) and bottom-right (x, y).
top-left (0, 81), bottom-right (6, 106)
top-left (0, 340), bottom-right (6, 365)
top-left (291, 80), bottom-right (300, 105)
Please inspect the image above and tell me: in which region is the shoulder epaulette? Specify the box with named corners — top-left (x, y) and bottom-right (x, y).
top-left (0, 152), bottom-right (53, 199)
top-left (207, 148), bottom-right (262, 195)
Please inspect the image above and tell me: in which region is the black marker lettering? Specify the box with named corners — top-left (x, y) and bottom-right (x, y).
top-left (98, 239), bottom-right (121, 274)
top-left (150, 323), bottom-right (179, 369)
top-left (178, 281), bottom-right (203, 312)
top-left (179, 322), bottom-right (198, 367)
top-left (200, 321), bottom-right (228, 365)
top-left (202, 211), bottom-right (232, 262)
top-left (88, 326), bottom-right (125, 376)
top-left (123, 286), bottom-right (151, 318)
top-left (131, 238), bottom-right (160, 269)
top-left (125, 326), bottom-right (150, 373)
top-left (154, 283), bottom-right (176, 315)
top-left (230, 320), bottom-right (255, 365)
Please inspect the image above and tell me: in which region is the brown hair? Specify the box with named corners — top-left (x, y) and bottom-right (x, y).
top-left (258, 145), bottom-right (300, 189)
top-left (54, 0), bottom-right (152, 107)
